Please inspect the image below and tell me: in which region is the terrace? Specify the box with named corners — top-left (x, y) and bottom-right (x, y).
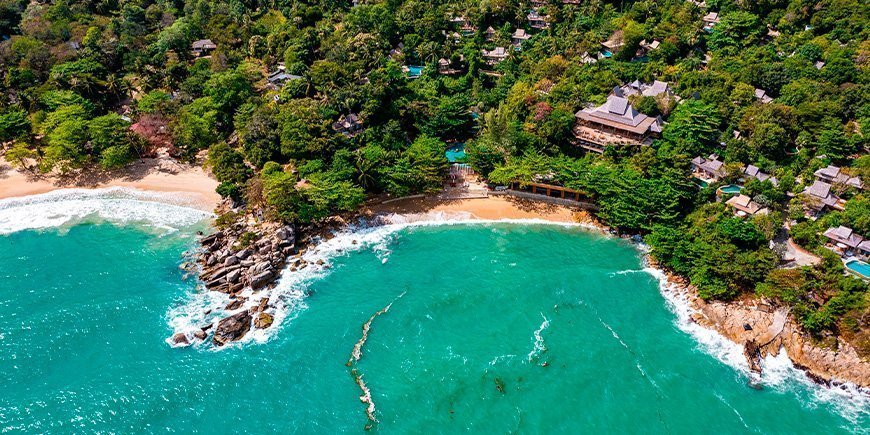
top-left (572, 94), bottom-right (663, 153)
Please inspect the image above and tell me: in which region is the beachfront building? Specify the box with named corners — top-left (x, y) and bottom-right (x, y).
top-left (691, 154), bottom-right (726, 182)
top-left (755, 88), bottom-right (773, 104)
top-left (744, 164), bottom-right (778, 186)
top-left (803, 180), bottom-right (845, 212)
top-left (482, 47), bottom-right (509, 65)
top-left (572, 94), bottom-right (664, 153)
top-left (814, 165), bottom-right (863, 189)
top-left (822, 226), bottom-right (870, 258)
top-left (527, 10), bottom-right (550, 29)
top-left (702, 12), bottom-right (720, 31)
top-left (332, 113), bottom-right (363, 137)
top-left (512, 29), bottom-right (532, 47)
top-left (191, 39), bottom-right (216, 57)
top-left (725, 194), bottom-right (768, 217)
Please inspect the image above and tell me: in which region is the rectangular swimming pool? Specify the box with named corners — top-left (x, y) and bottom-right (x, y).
top-left (845, 260), bottom-right (870, 279)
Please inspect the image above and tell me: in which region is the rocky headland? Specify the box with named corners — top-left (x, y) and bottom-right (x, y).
top-left (651, 258), bottom-right (870, 389)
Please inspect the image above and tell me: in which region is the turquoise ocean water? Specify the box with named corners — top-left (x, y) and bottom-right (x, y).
top-left (0, 191), bottom-right (867, 433)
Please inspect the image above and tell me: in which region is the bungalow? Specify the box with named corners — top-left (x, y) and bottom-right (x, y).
top-left (580, 52), bottom-right (597, 64)
top-left (267, 63), bottom-right (301, 88)
top-left (702, 12), bottom-right (720, 31)
top-left (755, 88), bottom-right (773, 104)
top-left (637, 39), bottom-right (660, 56)
top-left (814, 165), bottom-right (863, 189)
top-left (744, 164), bottom-right (778, 186)
top-left (619, 80), bottom-right (672, 98)
top-left (482, 47), bottom-right (509, 65)
top-left (449, 16), bottom-right (476, 35)
top-left (485, 26), bottom-right (497, 41)
top-left (527, 10), bottom-right (550, 29)
top-left (512, 29), bottom-right (531, 47)
top-left (823, 226), bottom-right (864, 250)
top-left (803, 180), bottom-right (845, 211)
top-left (691, 154), bottom-right (726, 182)
top-left (814, 61), bottom-right (825, 70)
top-left (332, 113), bottom-right (363, 137)
top-left (572, 94), bottom-right (664, 153)
top-left (725, 194), bottom-right (768, 216)
top-left (437, 58), bottom-right (463, 75)
top-left (191, 39), bottom-right (216, 57)
top-left (601, 38), bottom-right (624, 56)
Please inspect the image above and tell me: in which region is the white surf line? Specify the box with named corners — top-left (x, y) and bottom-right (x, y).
top-left (714, 393), bottom-right (754, 432)
top-left (0, 187), bottom-right (212, 235)
top-left (644, 264), bottom-right (870, 424)
top-left (527, 313), bottom-right (551, 363)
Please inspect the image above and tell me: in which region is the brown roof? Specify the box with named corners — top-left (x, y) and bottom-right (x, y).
top-left (823, 226), bottom-right (863, 248)
top-left (575, 95), bottom-right (661, 135)
top-left (726, 194), bottom-right (767, 215)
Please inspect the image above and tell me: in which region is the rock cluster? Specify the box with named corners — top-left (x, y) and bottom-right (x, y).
top-left (177, 221), bottom-right (299, 347)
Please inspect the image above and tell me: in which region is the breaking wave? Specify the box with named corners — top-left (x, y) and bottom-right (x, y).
top-left (0, 187), bottom-right (211, 235)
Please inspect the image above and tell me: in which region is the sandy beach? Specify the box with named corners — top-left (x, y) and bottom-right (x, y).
top-left (0, 157), bottom-right (220, 210)
top-left (365, 195), bottom-right (596, 225)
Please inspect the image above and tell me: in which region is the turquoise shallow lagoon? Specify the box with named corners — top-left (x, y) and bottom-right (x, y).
top-left (0, 196), bottom-right (867, 432)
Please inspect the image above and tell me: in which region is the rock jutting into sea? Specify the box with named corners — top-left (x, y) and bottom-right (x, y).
top-left (648, 257), bottom-right (870, 388)
top-left (172, 219), bottom-right (299, 347)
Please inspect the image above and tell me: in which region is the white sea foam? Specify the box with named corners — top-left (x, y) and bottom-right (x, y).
top-left (168, 212), bottom-right (603, 349)
top-left (0, 187), bottom-right (211, 235)
top-left (645, 265), bottom-right (870, 426)
top-left (528, 314), bottom-right (550, 363)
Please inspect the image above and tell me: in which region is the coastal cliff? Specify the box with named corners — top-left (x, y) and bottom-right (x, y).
top-left (655, 262), bottom-right (870, 388)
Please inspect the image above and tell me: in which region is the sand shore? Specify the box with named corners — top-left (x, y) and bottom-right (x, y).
top-left (365, 195), bottom-right (596, 225)
top-left (0, 157), bottom-right (220, 210)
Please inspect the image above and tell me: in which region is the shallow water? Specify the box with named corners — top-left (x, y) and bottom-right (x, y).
top-left (0, 200), bottom-right (867, 432)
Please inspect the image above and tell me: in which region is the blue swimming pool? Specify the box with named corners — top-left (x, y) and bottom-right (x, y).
top-left (845, 260), bottom-right (870, 279)
top-left (407, 65), bottom-right (423, 78)
top-left (446, 143), bottom-right (466, 163)
top-left (719, 184), bottom-right (742, 194)
top-left (601, 50), bottom-right (613, 58)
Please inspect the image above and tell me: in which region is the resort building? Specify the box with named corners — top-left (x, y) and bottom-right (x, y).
top-left (527, 10), bottom-right (550, 29)
top-left (438, 58), bottom-right (463, 75)
top-left (449, 16), bottom-right (476, 35)
top-left (822, 226), bottom-right (870, 257)
top-left (191, 39), bottom-right (216, 57)
top-left (619, 80), bottom-right (672, 98)
top-left (814, 165), bottom-right (863, 189)
top-left (580, 52), bottom-right (597, 64)
top-left (725, 194), bottom-right (768, 217)
top-left (744, 164), bottom-right (778, 186)
top-left (332, 113), bottom-right (363, 137)
top-left (755, 88), bottom-right (773, 104)
top-left (482, 47), bottom-right (509, 65)
top-left (512, 29), bottom-right (532, 47)
top-left (637, 39), bottom-right (661, 57)
top-left (267, 64), bottom-right (301, 88)
top-left (601, 38), bottom-right (624, 56)
top-left (572, 94), bottom-right (664, 153)
top-left (485, 26), bottom-right (497, 41)
top-left (803, 180), bottom-right (845, 211)
top-left (702, 12), bottom-right (720, 31)
top-left (691, 154), bottom-right (726, 182)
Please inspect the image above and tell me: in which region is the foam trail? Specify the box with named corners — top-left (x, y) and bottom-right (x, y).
top-left (0, 187), bottom-right (211, 235)
top-left (715, 393), bottom-right (753, 432)
top-left (527, 314), bottom-right (550, 363)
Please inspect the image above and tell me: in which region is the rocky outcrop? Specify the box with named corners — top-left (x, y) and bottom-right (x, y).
top-left (657, 263), bottom-right (870, 387)
top-left (175, 221), bottom-right (298, 347)
top-left (213, 310), bottom-right (253, 346)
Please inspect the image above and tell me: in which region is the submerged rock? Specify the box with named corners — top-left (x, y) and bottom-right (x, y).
top-left (213, 311), bottom-right (253, 346)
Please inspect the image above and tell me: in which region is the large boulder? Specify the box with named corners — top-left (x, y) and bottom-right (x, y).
top-left (254, 312), bottom-right (274, 329)
top-left (250, 270), bottom-right (275, 289)
top-left (213, 311), bottom-right (252, 346)
top-left (171, 332), bottom-right (190, 346)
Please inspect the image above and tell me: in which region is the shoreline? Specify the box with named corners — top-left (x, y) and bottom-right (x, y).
top-left (0, 157), bottom-right (220, 211)
top-left (365, 195), bottom-right (870, 390)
